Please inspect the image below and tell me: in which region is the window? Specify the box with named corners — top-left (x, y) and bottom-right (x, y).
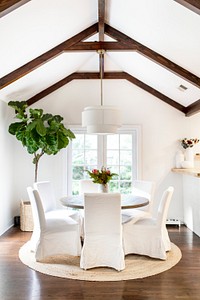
top-left (66, 126), bottom-right (141, 195)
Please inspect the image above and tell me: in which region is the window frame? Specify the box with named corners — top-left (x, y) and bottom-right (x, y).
top-left (65, 125), bottom-right (142, 195)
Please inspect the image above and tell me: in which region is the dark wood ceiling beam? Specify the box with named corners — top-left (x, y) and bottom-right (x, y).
top-left (0, 0), bottom-right (30, 17)
top-left (105, 24), bottom-right (200, 88)
top-left (27, 71), bottom-right (186, 114)
top-left (0, 23), bottom-right (98, 89)
top-left (124, 73), bottom-right (186, 113)
top-left (185, 99), bottom-right (200, 116)
top-left (98, 0), bottom-right (105, 41)
top-left (67, 41), bottom-right (137, 51)
top-left (27, 72), bottom-right (100, 106)
top-left (27, 74), bottom-right (74, 106)
top-left (103, 72), bottom-right (185, 113)
top-left (174, 0), bottom-right (200, 15)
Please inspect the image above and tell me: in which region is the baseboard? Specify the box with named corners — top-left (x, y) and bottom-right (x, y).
top-left (166, 219), bottom-right (182, 226)
top-left (0, 223), bottom-right (14, 236)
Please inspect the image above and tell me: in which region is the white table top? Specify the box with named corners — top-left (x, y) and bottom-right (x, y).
top-left (60, 188), bottom-right (150, 210)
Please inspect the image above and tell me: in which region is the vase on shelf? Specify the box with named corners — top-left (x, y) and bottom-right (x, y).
top-left (98, 183), bottom-right (109, 193)
top-left (185, 147), bottom-right (194, 167)
top-left (175, 150), bottom-right (184, 168)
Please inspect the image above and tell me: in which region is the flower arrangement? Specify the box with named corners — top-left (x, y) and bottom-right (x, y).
top-left (85, 167), bottom-right (118, 186)
top-left (181, 138), bottom-right (199, 149)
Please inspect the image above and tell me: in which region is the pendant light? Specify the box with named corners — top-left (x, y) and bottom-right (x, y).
top-left (82, 50), bottom-right (122, 134)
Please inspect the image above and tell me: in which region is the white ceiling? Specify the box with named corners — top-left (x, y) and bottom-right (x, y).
top-left (0, 0), bottom-right (200, 108)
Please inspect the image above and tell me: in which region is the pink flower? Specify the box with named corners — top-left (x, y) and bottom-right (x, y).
top-left (86, 166), bottom-right (118, 185)
top-left (92, 169), bottom-right (98, 174)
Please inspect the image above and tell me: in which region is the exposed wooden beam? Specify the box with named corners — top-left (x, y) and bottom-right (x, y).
top-left (124, 73), bottom-right (186, 113)
top-left (26, 71), bottom-right (186, 114)
top-left (67, 41), bottom-right (137, 51)
top-left (0, 23), bottom-right (98, 89)
top-left (27, 72), bottom-right (100, 106)
top-left (98, 0), bottom-right (105, 41)
top-left (185, 99), bottom-right (200, 116)
top-left (27, 74), bottom-right (74, 106)
top-left (103, 72), bottom-right (185, 113)
top-left (0, 0), bottom-right (30, 17)
top-left (174, 0), bottom-right (200, 15)
top-left (105, 24), bottom-right (200, 88)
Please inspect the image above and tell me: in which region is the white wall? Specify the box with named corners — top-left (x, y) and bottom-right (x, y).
top-left (0, 101), bottom-right (15, 235)
top-left (2, 80), bottom-right (200, 234)
top-left (30, 80), bottom-right (200, 221)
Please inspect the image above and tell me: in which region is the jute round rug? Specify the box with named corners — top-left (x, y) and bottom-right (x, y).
top-left (19, 242), bottom-right (181, 281)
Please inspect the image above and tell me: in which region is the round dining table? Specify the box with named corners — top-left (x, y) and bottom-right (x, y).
top-left (60, 188), bottom-right (150, 210)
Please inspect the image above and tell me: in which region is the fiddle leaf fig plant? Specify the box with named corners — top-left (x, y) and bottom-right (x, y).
top-left (8, 100), bottom-right (75, 182)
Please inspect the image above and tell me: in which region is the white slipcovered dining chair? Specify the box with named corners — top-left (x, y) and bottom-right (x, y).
top-left (133, 180), bottom-right (155, 213)
top-left (79, 180), bottom-right (99, 238)
top-left (80, 180), bottom-right (99, 194)
top-left (80, 193), bottom-right (125, 271)
top-left (33, 181), bottom-right (80, 222)
top-left (123, 186), bottom-right (174, 260)
top-left (27, 187), bottom-right (81, 261)
top-left (122, 180), bottom-right (155, 224)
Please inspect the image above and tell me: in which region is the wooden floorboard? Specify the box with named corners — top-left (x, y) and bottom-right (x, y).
top-left (0, 225), bottom-right (200, 300)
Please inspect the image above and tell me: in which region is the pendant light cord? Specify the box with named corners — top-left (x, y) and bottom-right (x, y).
top-left (100, 51), bottom-right (103, 106)
top-left (98, 49), bottom-right (105, 106)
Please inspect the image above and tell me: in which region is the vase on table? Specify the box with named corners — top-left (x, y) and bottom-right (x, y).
top-left (98, 183), bottom-right (109, 193)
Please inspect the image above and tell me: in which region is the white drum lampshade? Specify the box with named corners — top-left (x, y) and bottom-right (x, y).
top-left (82, 105), bottom-right (122, 134)
top-left (82, 49), bottom-right (122, 134)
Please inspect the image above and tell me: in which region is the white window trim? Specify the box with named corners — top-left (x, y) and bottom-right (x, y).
top-left (64, 125), bottom-right (142, 195)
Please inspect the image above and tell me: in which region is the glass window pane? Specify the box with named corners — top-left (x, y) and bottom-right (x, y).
top-left (85, 135), bottom-right (97, 149)
top-left (72, 181), bottom-right (80, 195)
top-left (120, 166), bottom-right (132, 180)
top-left (72, 166), bottom-right (84, 180)
top-left (107, 166), bottom-right (120, 178)
top-left (107, 134), bottom-right (119, 149)
top-left (72, 150), bottom-right (84, 164)
top-left (120, 150), bottom-right (132, 165)
top-left (84, 166), bottom-right (97, 179)
top-left (85, 150), bottom-right (97, 165)
top-left (120, 134), bottom-right (132, 149)
top-left (120, 182), bottom-right (132, 194)
top-left (109, 181), bottom-right (119, 192)
top-left (107, 150), bottom-right (119, 165)
top-left (72, 134), bottom-right (84, 149)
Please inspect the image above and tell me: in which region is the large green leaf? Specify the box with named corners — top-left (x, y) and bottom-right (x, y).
top-left (53, 115), bottom-right (63, 123)
top-left (29, 108), bottom-right (43, 119)
top-left (65, 128), bottom-right (76, 139)
top-left (57, 131), bottom-right (69, 149)
top-left (8, 101), bottom-right (27, 112)
top-left (26, 120), bottom-right (37, 132)
top-left (42, 113), bottom-right (53, 121)
top-left (46, 134), bottom-right (57, 146)
top-left (8, 101), bottom-right (27, 120)
top-left (8, 122), bottom-right (25, 135)
top-left (36, 119), bottom-right (46, 136)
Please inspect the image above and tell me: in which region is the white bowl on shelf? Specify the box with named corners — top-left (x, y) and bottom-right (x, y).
top-left (181, 161), bottom-right (194, 169)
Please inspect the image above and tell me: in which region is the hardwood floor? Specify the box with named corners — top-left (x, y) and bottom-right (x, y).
top-left (0, 225), bottom-right (200, 300)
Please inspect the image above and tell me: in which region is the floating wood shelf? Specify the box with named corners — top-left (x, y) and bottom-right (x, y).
top-left (171, 168), bottom-right (200, 177)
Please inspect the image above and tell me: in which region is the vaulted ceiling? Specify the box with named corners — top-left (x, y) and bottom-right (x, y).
top-left (0, 0), bottom-right (200, 116)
